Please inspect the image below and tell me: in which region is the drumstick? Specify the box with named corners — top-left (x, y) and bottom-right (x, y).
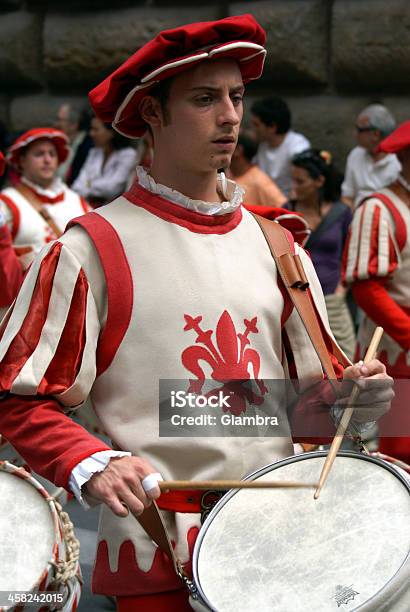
top-left (159, 480), bottom-right (317, 490)
top-left (314, 326), bottom-right (384, 500)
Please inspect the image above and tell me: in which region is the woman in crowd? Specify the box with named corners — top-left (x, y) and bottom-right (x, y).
top-left (286, 148), bottom-right (355, 358)
top-left (72, 116), bottom-right (138, 207)
top-left (0, 128), bottom-right (89, 316)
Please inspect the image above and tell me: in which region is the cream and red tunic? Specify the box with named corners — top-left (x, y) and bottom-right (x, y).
top-left (343, 185), bottom-right (410, 460)
top-left (0, 171), bottom-right (348, 596)
top-left (0, 178), bottom-right (88, 312)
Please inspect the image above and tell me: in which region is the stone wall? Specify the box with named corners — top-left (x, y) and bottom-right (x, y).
top-left (1, 0), bottom-right (410, 170)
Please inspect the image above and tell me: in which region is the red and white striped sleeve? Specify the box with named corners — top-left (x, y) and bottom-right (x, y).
top-left (343, 197), bottom-right (400, 284)
top-left (0, 239), bottom-right (111, 487)
top-left (0, 239), bottom-right (100, 406)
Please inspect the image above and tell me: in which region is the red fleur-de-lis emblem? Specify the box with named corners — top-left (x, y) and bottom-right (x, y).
top-left (181, 310), bottom-right (267, 415)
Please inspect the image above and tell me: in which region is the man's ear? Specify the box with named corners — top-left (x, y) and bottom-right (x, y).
top-left (139, 96), bottom-right (164, 130)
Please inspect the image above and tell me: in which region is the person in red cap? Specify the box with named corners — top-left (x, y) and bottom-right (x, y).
top-left (0, 15), bottom-right (392, 611)
top-left (343, 120), bottom-right (410, 463)
top-left (0, 128), bottom-right (89, 316)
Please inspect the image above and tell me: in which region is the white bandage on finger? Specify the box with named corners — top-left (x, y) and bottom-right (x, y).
top-left (141, 472), bottom-right (163, 492)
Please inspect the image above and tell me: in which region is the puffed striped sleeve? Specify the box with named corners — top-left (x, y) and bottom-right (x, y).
top-left (0, 239), bottom-right (100, 408)
top-left (343, 198), bottom-right (400, 284)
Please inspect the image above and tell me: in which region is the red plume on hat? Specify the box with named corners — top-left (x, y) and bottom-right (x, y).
top-left (7, 128), bottom-right (70, 169)
top-left (0, 151), bottom-right (5, 177)
top-left (377, 120), bottom-right (410, 154)
top-left (89, 14), bottom-right (266, 138)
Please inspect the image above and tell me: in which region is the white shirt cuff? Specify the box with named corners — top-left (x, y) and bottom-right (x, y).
top-left (69, 450), bottom-right (131, 509)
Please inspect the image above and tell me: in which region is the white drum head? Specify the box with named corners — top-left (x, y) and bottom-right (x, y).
top-left (194, 452), bottom-right (410, 611)
top-left (0, 468), bottom-right (55, 591)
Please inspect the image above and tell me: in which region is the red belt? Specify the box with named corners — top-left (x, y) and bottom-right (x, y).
top-left (156, 489), bottom-right (225, 514)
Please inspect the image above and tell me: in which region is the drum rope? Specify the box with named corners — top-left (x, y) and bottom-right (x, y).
top-left (49, 499), bottom-right (81, 584)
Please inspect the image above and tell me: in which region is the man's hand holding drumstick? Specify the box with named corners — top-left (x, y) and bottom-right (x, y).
top-left (84, 333), bottom-right (394, 517)
top-left (338, 358), bottom-right (394, 425)
top-left (315, 327), bottom-right (394, 498)
top-left (83, 456), bottom-right (162, 517)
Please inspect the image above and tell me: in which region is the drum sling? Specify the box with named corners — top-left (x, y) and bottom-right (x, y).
top-left (15, 183), bottom-right (63, 239)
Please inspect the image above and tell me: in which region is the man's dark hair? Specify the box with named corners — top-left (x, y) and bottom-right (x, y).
top-left (251, 97), bottom-right (291, 134)
top-left (237, 133), bottom-right (258, 162)
top-left (148, 78), bottom-right (173, 125)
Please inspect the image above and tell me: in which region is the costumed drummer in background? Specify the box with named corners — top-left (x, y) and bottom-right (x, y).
top-left (343, 120), bottom-right (410, 465)
top-left (0, 128), bottom-right (90, 318)
top-left (0, 15), bottom-right (393, 612)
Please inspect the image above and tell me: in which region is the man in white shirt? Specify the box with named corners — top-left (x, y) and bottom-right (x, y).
top-left (250, 96), bottom-right (310, 197)
top-left (341, 104), bottom-right (401, 208)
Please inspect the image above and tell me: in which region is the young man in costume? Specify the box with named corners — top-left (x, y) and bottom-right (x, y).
top-left (0, 128), bottom-right (89, 315)
top-left (0, 15), bottom-right (393, 611)
top-left (344, 120), bottom-right (410, 464)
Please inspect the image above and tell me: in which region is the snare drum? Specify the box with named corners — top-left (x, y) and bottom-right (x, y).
top-left (0, 461), bottom-right (81, 611)
top-left (192, 451), bottom-right (410, 611)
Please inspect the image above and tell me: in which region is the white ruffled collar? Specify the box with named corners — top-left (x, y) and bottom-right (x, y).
top-left (21, 176), bottom-right (65, 199)
top-left (135, 166), bottom-right (244, 216)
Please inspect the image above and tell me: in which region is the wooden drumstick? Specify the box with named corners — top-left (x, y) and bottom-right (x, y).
top-left (314, 326), bottom-right (384, 500)
top-left (159, 480), bottom-right (317, 490)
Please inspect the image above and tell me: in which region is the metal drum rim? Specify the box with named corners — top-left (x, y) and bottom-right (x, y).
top-left (192, 450), bottom-right (410, 612)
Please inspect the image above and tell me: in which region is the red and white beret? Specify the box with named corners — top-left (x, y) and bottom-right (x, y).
top-left (89, 14), bottom-right (266, 138)
top-left (7, 128), bottom-right (70, 169)
top-left (377, 120), bottom-right (410, 154)
top-left (0, 151), bottom-right (5, 176)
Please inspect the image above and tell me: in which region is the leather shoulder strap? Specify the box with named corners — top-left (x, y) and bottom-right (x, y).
top-left (252, 212), bottom-right (343, 381)
top-left (14, 183), bottom-right (62, 239)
